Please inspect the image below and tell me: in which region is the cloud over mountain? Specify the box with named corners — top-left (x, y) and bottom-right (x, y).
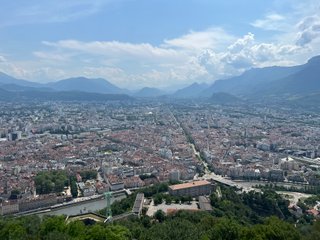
top-left (1, 1), bottom-right (320, 89)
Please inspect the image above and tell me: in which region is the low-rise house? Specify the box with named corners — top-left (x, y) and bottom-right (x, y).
top-left (123, 176), bottom-right (145, 189)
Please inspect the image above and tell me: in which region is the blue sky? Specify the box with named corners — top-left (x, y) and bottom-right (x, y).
top-left (0, 0), bottom-right (320, 89)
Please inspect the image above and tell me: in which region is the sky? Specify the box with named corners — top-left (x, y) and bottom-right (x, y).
top-left (0, 0), bottom-right (320, 89)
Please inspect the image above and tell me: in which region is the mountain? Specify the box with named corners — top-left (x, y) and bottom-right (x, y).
top-left (1, 55), bottom-right (319, 101)
top-left (200, 55), bottom-right (320, 99)
top-left (211, 92), bottom-right (243, 105)
top-left (294, 93), bottom-right (320, 105)
top-left (0, 83), bottom-right (53, 92)
top-left (0, 73), bottom-right (129, 94)
top-left (47, 77), bottom-right (126, 94)
top-left (262, 56), bottom-right (320, 96)
top-left (0, 72), bottom-right (43, 88)
top-left (0, 87), bottom-right (133, 102)
top-left (173, 82), bottom-right (209, 98)
top-left (134, 87), bottom-right (166, 97)
top-left (20, 90), bottom-right (133, 102)
top-left (0, 88), bottom-right (12, 100)
top-left (201, 66), bottom-right (302, 98)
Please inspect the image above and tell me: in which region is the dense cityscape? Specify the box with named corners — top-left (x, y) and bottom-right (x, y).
top-left (1, 100), bottom-right (320, 217)
top-left (2, 0), bottom-right (320, 239)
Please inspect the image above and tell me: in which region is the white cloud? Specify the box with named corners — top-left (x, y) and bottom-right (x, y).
top-left (296, 15), bottom-right (320, 46)
top-left (42, 40), bottom-right (183, 63)
top-left (251, 13), bottom-right (287, 31)
top-left (81, 59), bottom-right (209, 89)
top-left (192, 32), bottom-right (306, 79)
top-left (0, 56), bottom-right (7, 62)
top-left (8, 28), bottom-right (312, 88)
top-left (4, 0), bottom-right (320, 89)
top-left (228, 33), bottom-right (255, 53)
top-left (163, 27), bottom-right (235, 51)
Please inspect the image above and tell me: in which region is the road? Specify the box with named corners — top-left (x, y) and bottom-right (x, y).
top-left (276, 191), bottom-right (312, 204)
top-left (37, 193), bottom-right (126, 217)
top-left (190, 143), bottom-right (210, 174)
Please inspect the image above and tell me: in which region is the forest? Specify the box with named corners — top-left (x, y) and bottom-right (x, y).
top-left (1, 184), bottom-right (320, 239)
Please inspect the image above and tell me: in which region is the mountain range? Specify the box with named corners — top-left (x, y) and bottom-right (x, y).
top-left (0, 55), bottom-right (320, 103)
top-left (0, 88), bottom-right (133, 102)
top-left (47, 77), bottom-right (127, 94)
top-left (174, 82), bottom-right (209, 98)
top-left (188, 55), bottom-right (320, 99)
top-left (133, 87), bottom-right (166, 97)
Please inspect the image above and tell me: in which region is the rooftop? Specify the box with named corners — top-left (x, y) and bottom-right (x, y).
top-left (169, 180), bottom-right (211, 191)
top-left (132, 193), bottom-right (144, 214)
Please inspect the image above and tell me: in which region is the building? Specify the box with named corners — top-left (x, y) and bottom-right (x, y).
top-left (8, 131), bottom-right (22, 141)
top-left (107, 175), bottom-right (124, 191)
top-left (132, 193), bottom-right (144, 217)
top-left (280, 157), bottom-right (298, 171)
top-left (0, 200), bottom-right (19, 215)
top-left (256, 141), bottom-right (271, 151)
top-left (82, 184), bottom-right (96, 197)
top-left (169, 170), bottom-right (180, 182)
top-left (268, 169), bottom-right (284, 181)
top-left (159, 148), bottom-right (173, 159)
top-left (66, 212), bottom-right (108, 225)
top-left (169, 180), bottom-right (212, 197)
top-left (96, 181), bottom-right (109, 194)
top-left (123, 176), bottom-right (145, 189)
top-left (19, 194), bottom-right (58, 212)
top-left (198, 196), bottom-right (213, 212)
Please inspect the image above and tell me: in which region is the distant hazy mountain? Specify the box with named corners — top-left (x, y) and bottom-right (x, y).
top-left (201, 66), bottom-right (301, 97)
top-left (0, 87), bottom-right (133, 102)
top-left (20, 90), bottom-right (133, 102)
top-left (173, 82), bottom-right (209, 98)
top-left (0, 73), bottom-right (128, 94)
top-left (0, 72), bottom-right (43, 88)
top-left (0, 83), bottom-right (53, 92)
top-left (200, 55), bottom-right (320, 98)
top-left (134, 87), bottom-right (166, 97)
top-left (1, 55), bottom-right (320, 102)
top-left (211, 92), bottom-right (243, 105)
top-left (47, 77), bottom-right (126, 94)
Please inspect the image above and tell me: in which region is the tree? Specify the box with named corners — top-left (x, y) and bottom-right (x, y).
top-left (209, 217), bottom-right (241, 240)
top-left (84, 224), bottom-right (106, 240)
top-left (251, 217), bottom-right (300, 240)
top-left (9, 189), bottom-right (20, 200)
top-left (105, 225), bottom-right (131, 240)
top-left (153, 194), bottom-right (163, 205)
top-left (154, 210), bottom-right (166, 223)
top-left (0, 221), bottom-right (27, 240)
top-left (34, 170), bottom-right (68, 194)
top-left (70, 179), bottom-right (78, 198)
top-left (66, 221), bottom-right (85, 239)
top-left (300, 220), bottom-right (320, 240)
top-left (164, 195), bottom-right (172, 205)
top-left (39, 216), bottom-right (67, 237)
top-left (80, 170), bottom-right (97, 181)
top-left (141, 218), bottom-right (200, 240)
